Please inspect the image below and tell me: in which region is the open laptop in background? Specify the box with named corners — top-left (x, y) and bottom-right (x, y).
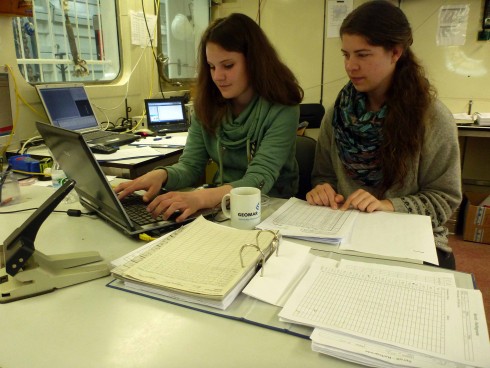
top-left (35, 83), bottom-right (139, 147)
top-left (36, 122), bottom-right (213, 237)
top-left (144, 97), bottom-right (189, 134)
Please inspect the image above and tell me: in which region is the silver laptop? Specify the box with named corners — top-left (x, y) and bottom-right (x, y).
top-left (35, 83), bottom-right (139, 147)
top-left (144, 97), bottom-right (189, 133)
top-left (36, 121), bottom-right (213, 237)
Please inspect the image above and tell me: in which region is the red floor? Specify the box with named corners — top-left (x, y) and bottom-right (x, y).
top-left (449, 235), bottom-right (490, 335)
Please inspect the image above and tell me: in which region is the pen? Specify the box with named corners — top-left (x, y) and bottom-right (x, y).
top-left (134, 144), bottom-right (184, 148)
top-left (153, 137), bottom-right (162, 141)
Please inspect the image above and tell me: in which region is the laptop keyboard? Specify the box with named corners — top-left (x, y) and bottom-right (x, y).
top-left (84, 130), bottom-right (117, 140)
top-left (120, 193), bottom-right (165, 226)
top-left (155, 124), bottom-right (188, 133)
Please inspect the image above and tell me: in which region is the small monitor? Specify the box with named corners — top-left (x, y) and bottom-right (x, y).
top-left (144, 97), bottom-right (188, 133)
top-left (36, 84), bottom-right (99, 131)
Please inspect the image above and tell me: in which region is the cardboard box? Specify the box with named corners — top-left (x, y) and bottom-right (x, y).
top-left (463, 192), bottom-right (490, 244)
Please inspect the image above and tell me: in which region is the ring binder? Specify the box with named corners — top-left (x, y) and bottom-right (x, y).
top-left (240, 243), bottom-right (265, 276)
top-left (111, 217), bottom-right (281, 309)
top-left (239, 230), bottom-right (281, 277)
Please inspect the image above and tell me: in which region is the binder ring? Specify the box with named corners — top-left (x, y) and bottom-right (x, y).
top-left (256, 230), bottom-right (281, 257)
top-left (239, 243), bottom-right (265, 276)
top-left (239, 230), bottom-right (281, 277)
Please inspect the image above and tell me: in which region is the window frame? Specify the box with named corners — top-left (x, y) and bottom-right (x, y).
top-left (13, 0), bottom-right (121, 85)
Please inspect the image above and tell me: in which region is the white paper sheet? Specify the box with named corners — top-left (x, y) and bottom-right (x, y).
top-left (258, 198), bottom-right (437, 264)
top-left (129, 135), bottom-right (187, 148)
top-left (343, 211), bottom-right (439, 265)
top-left (327, 0), bottom-right (353, 38)
top-left (280, 258), bottom-right (490, 367)
top-left (436, 5), bottom-right (469, 46)
top-left (256, 197), bottom-right (358, 244)
top-left (130, 11), bottom-right (157, 47)
top-left (242, 241), bottom-right (318, 306)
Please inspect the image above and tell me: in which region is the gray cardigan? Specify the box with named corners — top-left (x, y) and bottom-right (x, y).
top-left (312, 99), bottom-right (462, 252)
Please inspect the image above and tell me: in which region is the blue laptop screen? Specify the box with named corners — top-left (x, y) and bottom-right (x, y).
top-left (38, 86), bottom-right (98, 131)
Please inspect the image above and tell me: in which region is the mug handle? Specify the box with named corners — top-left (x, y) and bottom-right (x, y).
top-left (221, 193), bottom-right (231, 218)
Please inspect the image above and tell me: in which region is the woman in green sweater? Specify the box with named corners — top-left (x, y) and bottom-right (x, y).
top-left (116, 13), bottom-right (303, 222)
top-left (307, 1), bottom-right (461, 268)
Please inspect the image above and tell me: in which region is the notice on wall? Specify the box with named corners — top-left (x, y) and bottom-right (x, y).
top-left (327, 0), bottom-right (353, 38)
top-left (437, 4), bottom-right (470, 46)
top-left (130, 11), bottom-right (157, 47)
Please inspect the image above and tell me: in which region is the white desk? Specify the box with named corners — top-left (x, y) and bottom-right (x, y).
top-left (458, 124), bottom-right (490, 138)
top-left (8, 134), bottom-right (185, 179)
top-left (0, 184), bottom-right (475, 368)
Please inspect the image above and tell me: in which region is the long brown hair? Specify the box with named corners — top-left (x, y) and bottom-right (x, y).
top-left (194, 13), bottom-right (303, 134)
top-left (340, 1), bottom-right (436, 194)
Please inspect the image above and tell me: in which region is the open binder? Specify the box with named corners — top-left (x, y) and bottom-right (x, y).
top-left (111, 216), bottom-right (280, 310)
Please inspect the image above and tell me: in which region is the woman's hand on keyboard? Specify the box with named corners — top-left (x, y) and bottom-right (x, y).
top-left (147, 185), bottom-right (233, 222)
top-left (114, 169), bottom-right (168, 202)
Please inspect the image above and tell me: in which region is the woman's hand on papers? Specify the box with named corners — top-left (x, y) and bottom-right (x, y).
top-left (307, 185), bottom-right (394, 213)
top-left (340, 189), bottom-right (394, 213)
top-left (306, 183), bottom-right (345, 209)
top-left (115, 169), bottom-right (168, 202)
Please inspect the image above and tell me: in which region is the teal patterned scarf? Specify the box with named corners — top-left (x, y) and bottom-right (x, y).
top-left (333, 82), bottom-right (387, 187)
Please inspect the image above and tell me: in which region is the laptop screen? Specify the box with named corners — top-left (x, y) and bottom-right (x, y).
top-left (36, 84), bottom-right (99, 131)
top-left (145, 98), bottom-right (187, 131)
top-left (36, 121), bottom-right (134, 232)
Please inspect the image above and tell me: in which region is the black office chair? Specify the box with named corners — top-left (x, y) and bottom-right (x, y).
top-left (295, 135), bottom-right (317, 200)
top-left (299, 103), bottom-right (325, 130)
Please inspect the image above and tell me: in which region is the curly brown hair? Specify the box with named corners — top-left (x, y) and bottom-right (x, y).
top-left (340, 1), bottom-right (436, 194)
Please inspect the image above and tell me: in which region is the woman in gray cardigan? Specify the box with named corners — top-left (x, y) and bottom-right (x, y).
top-left (307, 1), bottom-right (461, 268)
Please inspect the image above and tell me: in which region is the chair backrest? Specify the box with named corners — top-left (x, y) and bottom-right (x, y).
top-left (299, 103), bottom-right (325, 129)
top-left (295, 135), bottom-right (317, 200)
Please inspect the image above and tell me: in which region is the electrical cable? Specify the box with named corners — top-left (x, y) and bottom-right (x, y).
top-left (19, 135), bottom-right (43, 154)
top-left (0, 208), bottom-right (96, 217)
top-left (142, 0), bottom-right (182, 89)
top-left (11, 169), bottom-right (51, 177)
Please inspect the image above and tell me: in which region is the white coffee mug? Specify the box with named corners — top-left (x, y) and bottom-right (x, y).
top-left (221, 187), bottom-right (261, 230)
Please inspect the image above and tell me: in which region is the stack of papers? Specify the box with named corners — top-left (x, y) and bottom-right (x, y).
top-left (257, 198), bottom-right (438, 265)
top-left (279, 258), bottom-right (490, 368)
top-left (453, 113), bottom-right (475, 125)
top-left (256, 197), bottom-right (358, 245)
top-left (476, 112), bottom-right (490, 126)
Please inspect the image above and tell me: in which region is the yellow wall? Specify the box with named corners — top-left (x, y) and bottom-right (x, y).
top-left (214, 0), bottom-right (489, 112)
top-left (1, 0), bottom-right (488, 186)
top-left (214, 0), bottom-right (489, 188)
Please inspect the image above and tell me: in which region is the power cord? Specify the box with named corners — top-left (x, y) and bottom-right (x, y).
top-left (0, 208), bottom-right (96, 217)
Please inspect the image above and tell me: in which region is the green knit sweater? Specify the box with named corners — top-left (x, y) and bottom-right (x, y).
top-left (164, 96), bottom-right (299, 198)
top-left (312, 99), bottom-right (462, 252)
